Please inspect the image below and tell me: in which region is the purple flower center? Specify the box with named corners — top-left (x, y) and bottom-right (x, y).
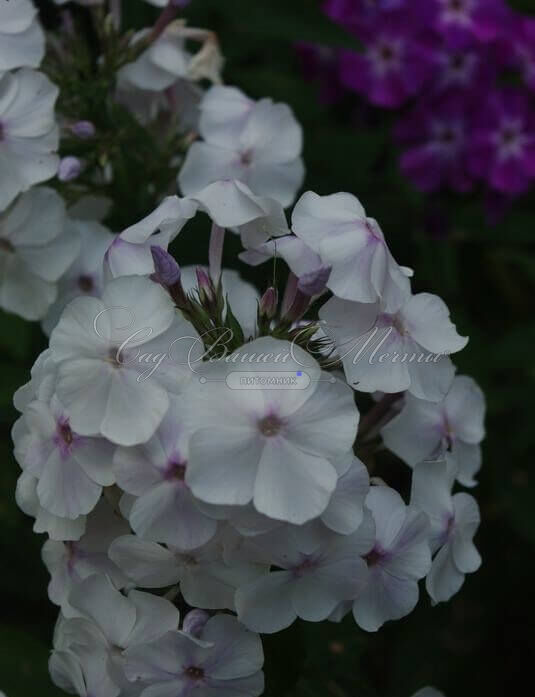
top-left (440, 0), bottom-right (474, 25)
top-left (185, 666), bottom-right (205, 681)
top-left (431, 122), bottom-right (464, 157)
top-left (364, 546), bottom-right (386, 566)
top-left (386, 312), bottom-right (407, 336)
top-left (165, 458), bottom-right (187, 481)
top-left (369, 38), bottom-right (403, 75)
top-left (240, 149), bottom-right (254, 166)
top-left (496, 120), bottom-right (527, 159)
top-left (445, 51), bottom-right (477, 84)
top-left (444, 0), bottom-right (471, 15)
top-left (54, 418), bottom-right (80, 458)
top-left (59, 422), bottom-right (74, 445)
top-left (107, 347), bottom-right (122, 366)
top-left (292, 556), bottom-right (320, 577)
top-left (78, 275), bottom-right (95, 293)
top-left (258, 413), bottom-right (284, 437)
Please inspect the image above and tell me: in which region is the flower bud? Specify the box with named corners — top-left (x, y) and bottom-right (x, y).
top-left (151, 246), bottom-right (181, 287)
top-left (196, 266), bottom-right (216, 306)
top-left (259, 287), bottom-right (278, 320)
top-left (58, 156), bottom-right (83, 182)
top-left (70, 120), bottom-right (96, 139)
top-left (281, 287), bottom-right (311, 325)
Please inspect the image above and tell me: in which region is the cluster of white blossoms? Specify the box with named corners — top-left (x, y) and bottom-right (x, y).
top-left (4, 3), bottom-right (482, 697)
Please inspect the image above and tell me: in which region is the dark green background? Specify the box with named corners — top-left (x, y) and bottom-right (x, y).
top-left (1, 1), bottom-right (534, 695)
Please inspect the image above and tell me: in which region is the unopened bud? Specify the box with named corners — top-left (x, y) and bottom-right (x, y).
top-left (259, 287), bottom-right (278, 320)
top-left (70, 121), bottom-right (96, 139)
top-left (58, 156), bottom-right (83, 182)
top-left (281, 287), bottom-right (311, 325)
top-left (196, 266), bottom-right (216, 306)
top-left (151, 246), bottom-right (181, 287)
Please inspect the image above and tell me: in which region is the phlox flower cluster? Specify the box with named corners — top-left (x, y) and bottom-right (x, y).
top-left (300, 0), bottom-right (535, 198)
top-left (2, 2), bottom-right (482, 697)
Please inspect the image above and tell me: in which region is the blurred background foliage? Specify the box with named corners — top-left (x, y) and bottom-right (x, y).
top-left (1, 1), bottom-right (534, 696)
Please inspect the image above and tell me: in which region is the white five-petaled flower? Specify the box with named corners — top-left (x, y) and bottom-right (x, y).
top-left (113, 396), bottom-right (218, 551)
top-left (350, 485), bottom-right (432, 632)
top-left (13, 395), bottom-right (116, 519)
top-left (51, 574), bottom-right (180, 697)
top-left (235, 515), bottom-right (375, 633)
top-left (412, 689), bottom-right (446, 697)
top-left (319, 292), bottom-right (468, 401)
top-left (292, 191), bottom-right (412, 311)
top-left (179, 85), bottom-right (305, 207)
top-left (0, 0), bottom-right (45, 72)
top-left (382, 375), bottom-right (486, 487)
top-left (109, 530), bottom-right (267, 611)
top-left (118, 26), bottom-right (194, 93)
top-left (181, 337), bottom-right (359, 524)
top-left (42, 219), bottom-right (114, 336)
top-left (411, 460), bottom-right (481, 604)
top-left (0, 187), bottom-right (80, 320)
top-left (124, 614), bottom-right (264, 697)
top-left (0, 70), bottom-right (59, 211)
top-left (105, 196), bottom-right (197, 278)
top-left (42, 498), bottom-right (130, 610)
top-left (49, 275), bottom-right (198, 446)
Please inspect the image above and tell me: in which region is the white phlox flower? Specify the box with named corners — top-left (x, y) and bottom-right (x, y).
top-left (292, 191), bottom-right (413, 310)
top-left (42, 497), bottom-right (130, 610)
top-left (13, 394), bottom-right (116, 519)
top-left (350, 484), bottom-right (432, 631)
top-left (0, 70), bottom-right (59, 211)
top-left (119, 22), bottom-right (223, 91)
top-left (235, 513), bottom-right (375, 633)
top-left (411, 459), bottom-right (481, 604)
top-left (319, 291), bottom-right (468, 401)
top-left (181, 337), bottom-right (359, 524)
top-left (0, 187), bottom-right (79, 320)
top-left (0, 0), bottom-right (45, 72)
top-left (50, 574), bottom-right (180, 697)
top-left (124, 614), bottom-right (264, 697)
top-left (42, 219), bottom-right (114, 336)
top-left (113, 396), bottom-right (218, 551)
top-left (109, 530), bottom-right (268, 611)
top-left (49, 275), bottom-right (199, 446)
top-left (382, 375), bottom-right (486, 486)
top-left (179, 86), bottom-right (305, 207)
top-left (105, 196), bottom-right (197, 278)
